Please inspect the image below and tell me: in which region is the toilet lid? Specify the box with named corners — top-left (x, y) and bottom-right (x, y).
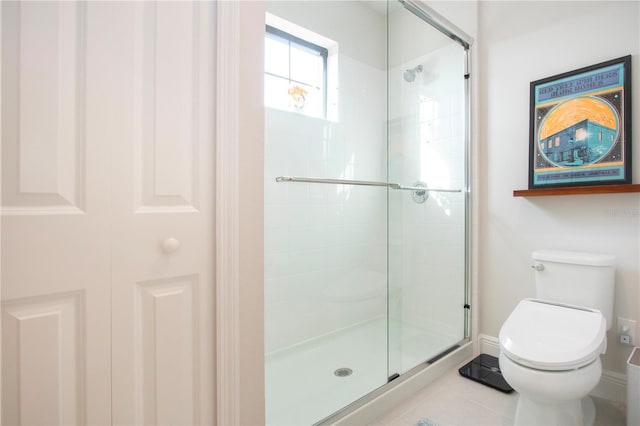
top-left (499, 299), bottom-right (606, 371)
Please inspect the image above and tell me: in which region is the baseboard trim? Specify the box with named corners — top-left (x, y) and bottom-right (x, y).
top-left (478, 333), bottom-right (500, 357)
top-left (591, 369), bottom-right (627, 403)
top-left (478, 334), bottom-right (626, 404)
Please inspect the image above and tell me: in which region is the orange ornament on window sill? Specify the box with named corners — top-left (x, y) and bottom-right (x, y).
top-left (288, 84), bottom-right (308, 109)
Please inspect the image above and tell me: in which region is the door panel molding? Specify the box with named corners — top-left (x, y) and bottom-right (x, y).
top-left (134, 2), bottom-right (200, 213)
top-left (2, 291), bottom-right (85, 426)
top-left (1, 2), bottom-right (87, 215)
top-left (136, 275), bottom-right (199, 425)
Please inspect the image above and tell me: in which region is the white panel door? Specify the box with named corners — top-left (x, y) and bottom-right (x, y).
top-left (1, 2), bottom-right (113, 425)
top-left (2, 2), bottom-right (216, 425)
top-left (109, 2), bottom-right (215, 425)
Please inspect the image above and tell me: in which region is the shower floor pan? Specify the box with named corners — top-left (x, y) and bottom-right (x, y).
top-left (265, 317), bottom-right (459, 425)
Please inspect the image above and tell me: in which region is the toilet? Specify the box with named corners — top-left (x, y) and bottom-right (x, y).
top-left (499, 249), bottom-right (616, 426)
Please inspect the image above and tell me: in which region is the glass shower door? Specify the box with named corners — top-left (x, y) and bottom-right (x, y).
top-left (387, 2), bottom-right (469, 376)
top-left (263, 1), bottom-right (390, 424)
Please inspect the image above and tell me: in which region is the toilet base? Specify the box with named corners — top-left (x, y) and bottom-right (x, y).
top-left (514, 395), bottom-right (595, 426)
top-left (582, 396), bottom-right (596, 426)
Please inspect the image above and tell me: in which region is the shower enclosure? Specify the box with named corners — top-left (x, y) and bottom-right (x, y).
top-left (264, 1), bottom-right (471, 424)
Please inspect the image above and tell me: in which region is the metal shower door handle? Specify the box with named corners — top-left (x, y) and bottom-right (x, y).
top-left (275, 176), bottom-right (461, 196)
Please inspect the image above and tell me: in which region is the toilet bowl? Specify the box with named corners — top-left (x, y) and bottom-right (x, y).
top-left (499, 298), bottom-right (607, 426)
top-left (499, 352), bottom-right (601, 425)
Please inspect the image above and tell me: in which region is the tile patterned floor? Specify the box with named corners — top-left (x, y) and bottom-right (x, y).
top-left (369, 359), bottom-right (627, 426)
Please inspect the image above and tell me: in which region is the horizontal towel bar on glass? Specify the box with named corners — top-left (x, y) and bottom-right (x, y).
top-left (275, 176), bottom-right (462, 193)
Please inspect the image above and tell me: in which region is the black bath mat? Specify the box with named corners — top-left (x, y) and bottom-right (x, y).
top-left (458, 354), bottom-right (514, 393)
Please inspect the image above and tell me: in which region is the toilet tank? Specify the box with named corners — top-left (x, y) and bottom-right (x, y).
top-left (532, 249), bottom-right (616, 330)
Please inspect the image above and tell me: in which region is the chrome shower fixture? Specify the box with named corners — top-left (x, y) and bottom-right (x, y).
top-left (411, 181), bottom-right (429, 204)
top-left (403, 64), bottom-right (423, 82)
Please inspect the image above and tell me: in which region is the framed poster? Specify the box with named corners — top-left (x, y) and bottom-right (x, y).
top-left (529, 56), bottom-right (632, 189)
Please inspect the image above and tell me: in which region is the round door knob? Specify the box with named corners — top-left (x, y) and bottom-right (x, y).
top-left (161, 237), bottom-right (181, 254)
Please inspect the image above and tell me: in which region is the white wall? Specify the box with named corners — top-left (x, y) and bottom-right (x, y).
top-left (478, 1), bottom-right (640, 375)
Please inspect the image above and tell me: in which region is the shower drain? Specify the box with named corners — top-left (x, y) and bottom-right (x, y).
top-left (334, 368), bottom-right (353, 377)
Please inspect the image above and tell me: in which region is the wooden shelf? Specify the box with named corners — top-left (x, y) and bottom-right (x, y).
top-left (513, 184), bottom-right (640, 197)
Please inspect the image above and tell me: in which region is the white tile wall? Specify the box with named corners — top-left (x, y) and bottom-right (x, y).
top-left (264, 56), bottom-right (387, 354)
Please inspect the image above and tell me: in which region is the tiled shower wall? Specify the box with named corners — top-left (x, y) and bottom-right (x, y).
top-left (264, 57), bottom-right (387, 354)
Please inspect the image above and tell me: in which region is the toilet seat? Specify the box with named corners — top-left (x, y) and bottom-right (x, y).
top-left (499, 298), bottom-right (606, 371)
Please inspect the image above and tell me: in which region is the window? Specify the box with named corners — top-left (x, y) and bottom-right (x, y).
top-left (264, 25), bottom-right (327, 118)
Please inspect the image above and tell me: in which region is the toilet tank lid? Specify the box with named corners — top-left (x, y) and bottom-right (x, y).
top-left (532, 250), bottom-right (616, 266)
